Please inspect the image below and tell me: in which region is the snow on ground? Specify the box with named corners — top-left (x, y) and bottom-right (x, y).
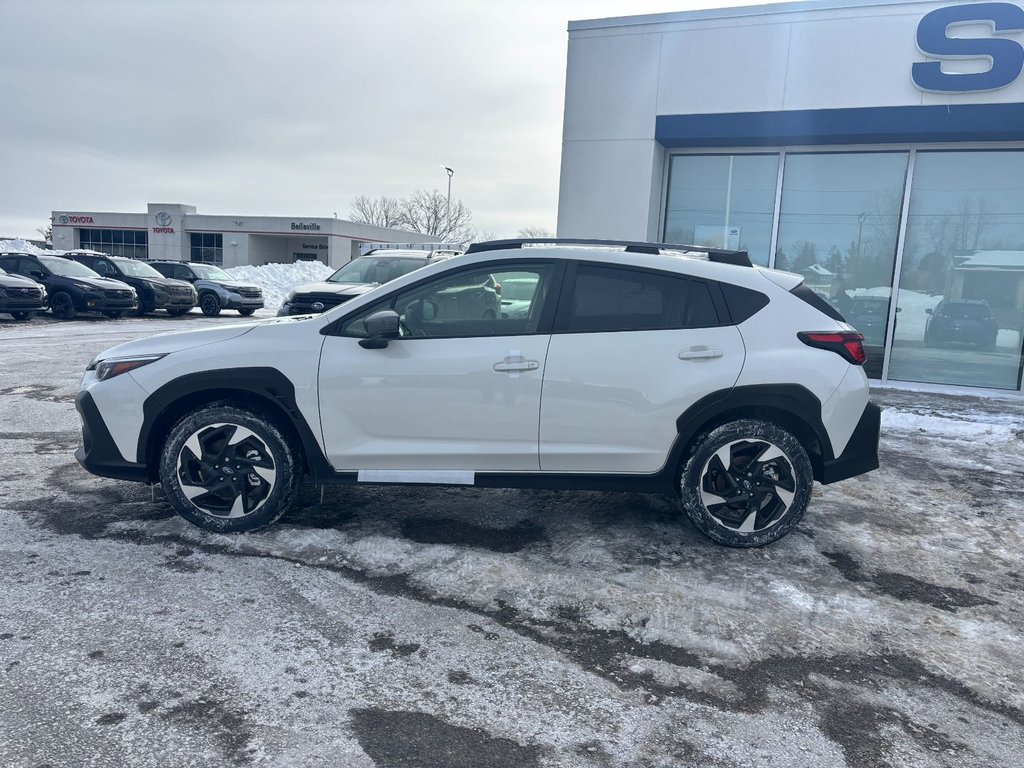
top-left (1, 314), bottom-right (1023, 768)
top-left (225, 261), bottom-right (333, 312)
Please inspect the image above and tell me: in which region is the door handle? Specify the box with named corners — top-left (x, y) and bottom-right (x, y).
top-left (493, 355), bottom-right (539, 373)
top-left (678, 347), bottom-right (723, 361)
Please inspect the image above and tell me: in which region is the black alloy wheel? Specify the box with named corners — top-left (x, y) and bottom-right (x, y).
top-left (199, 293), bottom-right (221, 316)
top-left (50, 292), bottom-right (75, 320)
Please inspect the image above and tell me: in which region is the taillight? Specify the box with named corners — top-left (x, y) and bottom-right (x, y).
top-left (798, 331), bottom-right (866, 365)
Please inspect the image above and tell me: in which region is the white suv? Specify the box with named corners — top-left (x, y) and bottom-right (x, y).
top-left (75, 239), bottom-right (879, 547)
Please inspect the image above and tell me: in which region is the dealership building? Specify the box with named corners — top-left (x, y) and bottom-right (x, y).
top-left (558, 0), bottom-right (1024, 393)
top-left (50, 203), bottom-right (440, 270)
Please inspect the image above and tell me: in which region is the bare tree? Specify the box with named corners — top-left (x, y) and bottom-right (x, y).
top-left (517, 226), bottom-right (554, 239)
top-left (399, 189), bottom-right (475, 243)
top-left (349, 195), bottom-right (405, 229)
top-left (36, 224), bottom-right (52, 243)
top-left (349, 190), bottom-right (475, 243)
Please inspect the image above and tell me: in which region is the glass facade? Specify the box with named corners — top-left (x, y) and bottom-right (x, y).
top-left (190, 232), bottom-right (223, 265)
top-left (78, 228), bottom-right (148, 260)
top-left (663, 148), bottom-right (1024, 392)
top-left (664, 154), bottom-right (779, 266)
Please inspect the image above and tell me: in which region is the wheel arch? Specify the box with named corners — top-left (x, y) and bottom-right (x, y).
top-left (139, 367), bottom-right (332, 483)
top-left (671, 385), bottom-right (834, 483)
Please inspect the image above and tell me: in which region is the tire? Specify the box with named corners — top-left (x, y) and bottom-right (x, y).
top-left (159, 403), bottom-right (300, 533)
top-left (678, 419), bottom-right (813, 548)
top-left (167, 307), bottom-right (191, 317)
top-left (134, 305), bottom-right (151, 317)
top-left (199, 293), bottom-right (221, 316)
top-left (50, 292), bottom-right (76, 320)
top-left (10, 311), bottom-right (36, 321)
top-left (238, 308), bottom-right (256, 316)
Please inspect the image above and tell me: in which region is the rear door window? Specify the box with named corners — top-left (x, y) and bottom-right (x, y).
top-left (555, 263), bottom-right (720, 333)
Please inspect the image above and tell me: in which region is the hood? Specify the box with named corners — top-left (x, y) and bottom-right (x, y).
top-left (0, 273), bottom-right (43, 289)
top-left (92, 315), bottom-right (311, 361)
top-left (68, 275), bottom-right (135, 291)
top-left (289, 281), bottom-right (377, 298)
top-left (204, 279), bottom-right (259, 290)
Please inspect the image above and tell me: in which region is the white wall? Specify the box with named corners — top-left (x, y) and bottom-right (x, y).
top-left (558, 0), bottom-right (1024, 238)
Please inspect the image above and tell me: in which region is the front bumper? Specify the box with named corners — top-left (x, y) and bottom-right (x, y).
top-left (74, 390), bottom-right (148, 482)
top-left (820, 401), bottom-right (881, 484)
top-left (223, 296), bottom-right (264, 310)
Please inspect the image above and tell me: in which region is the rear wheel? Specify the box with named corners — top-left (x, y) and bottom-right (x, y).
top-left (10, 311), bottom-right (36, 321)
top-left (199, 293), bottom-right (221, 316)
top-left (159, 404), bottom-right (300, 533)
top-left (238, 308), bottom-right (256, 316)
top-left (50, 292), bottom-right (76, 320)
top-left (678, 419), bottom-right (812, 547)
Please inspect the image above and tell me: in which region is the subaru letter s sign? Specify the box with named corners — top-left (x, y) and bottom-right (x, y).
top-left (913, 2), bottom-right (1024, 92)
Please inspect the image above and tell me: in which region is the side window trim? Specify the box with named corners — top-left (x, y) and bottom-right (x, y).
top-left (552, 260), bottom-right (726, 334)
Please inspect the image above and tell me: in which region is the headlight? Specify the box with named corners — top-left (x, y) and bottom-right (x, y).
top-left (87, 354), bottom-right (166, 381)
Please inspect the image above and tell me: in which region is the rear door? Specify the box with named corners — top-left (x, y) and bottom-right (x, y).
top-left (539, 262), bottom-right (745, 473)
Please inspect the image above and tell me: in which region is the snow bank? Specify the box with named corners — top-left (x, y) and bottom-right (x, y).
top-left (225, 261), bottom-right (333, 312)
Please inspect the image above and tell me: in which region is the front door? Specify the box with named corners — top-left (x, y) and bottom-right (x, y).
top-left (318, 261), bottom-right (558, 474)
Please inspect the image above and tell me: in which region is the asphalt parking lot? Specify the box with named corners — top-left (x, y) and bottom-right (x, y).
top-left (1, 312), bottom-right (1023, 768)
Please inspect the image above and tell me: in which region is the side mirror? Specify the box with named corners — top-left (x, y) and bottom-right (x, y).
top-left (29, 270), bottom-right (45, 281)
top-left (925, 308), bottom-right (932, 315)
top-left (358, 309), bottom-right (401, 349)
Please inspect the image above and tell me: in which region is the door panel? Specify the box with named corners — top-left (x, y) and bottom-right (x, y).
top-left (318, 335), bottom-right (551, 471)
top-left (540, 326), bottom-right (745, 473)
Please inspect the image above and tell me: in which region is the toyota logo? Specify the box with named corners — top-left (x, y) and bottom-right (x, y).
top-left (155, 211), bottom-right (172, 227)
top-left (311, 302), bottom-right (325, 312)
top-left (58, 214), bottom-right (69, 225)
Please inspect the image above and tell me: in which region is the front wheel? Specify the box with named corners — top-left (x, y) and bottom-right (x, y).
top-left (159, 404), bottom-right (300, 533)
top-left (678, 419), bottom-right (812, 547)
top-left (167, 307), bottom-right (191, 316)
top-left (10, 311), bottom-right (36, 321)
top-left (50, 292), bottom-right (76, 320)
top-left (238, 308), bottom-right (256, 316)
top-left (199, 293), bottom-right (221, 316)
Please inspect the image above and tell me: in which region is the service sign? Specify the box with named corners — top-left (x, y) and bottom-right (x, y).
top-left (913, 2), bottom-right (1024, 92)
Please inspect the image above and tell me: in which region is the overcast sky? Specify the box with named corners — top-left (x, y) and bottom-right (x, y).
top-left (1, 0), bottom-right (762, 239)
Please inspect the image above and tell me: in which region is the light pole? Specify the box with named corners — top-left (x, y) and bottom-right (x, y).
top-left (442, 165), bottom-right (454, 239)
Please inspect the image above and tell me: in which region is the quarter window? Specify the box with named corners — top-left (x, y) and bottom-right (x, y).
top-left (560, 264), bottom-right (719, 333)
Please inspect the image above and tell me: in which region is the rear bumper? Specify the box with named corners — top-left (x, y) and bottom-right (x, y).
top-left (74, 390), bottom-right (149, 482)
top-left (821, 401), bottom-right (881, 484)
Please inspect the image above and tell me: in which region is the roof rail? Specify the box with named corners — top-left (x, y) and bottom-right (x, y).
top-left (464, 238), bottom-right (752, 267)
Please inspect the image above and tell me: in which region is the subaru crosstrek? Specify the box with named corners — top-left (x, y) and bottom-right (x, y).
top-left (75, 239), bottom-right (880, 547)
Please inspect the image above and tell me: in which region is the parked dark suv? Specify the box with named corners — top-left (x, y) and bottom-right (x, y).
top-left (278, 249), bottom-right (460, 316)
top-left (924, 299), bottom-right (999, 349)
top-left (0, 261), bottom-right (47, 321)
top-left (0, 253), bottom-right (136, 319)
top-left (66, 251), bottom-right (197, 316)
top-left (149, 261), bottom-right (263, 316)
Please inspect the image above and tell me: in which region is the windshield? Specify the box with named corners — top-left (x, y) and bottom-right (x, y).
top-left (328, 257), bottom-right (426, 285)
top-left (40, 257), bottom-right (101, 278)
top-left (939, 303), bottom-right (991, 319)
top-left (190, 263), bottom-right (232, 280)
top-left (114, 259), bottom-right (163, 278)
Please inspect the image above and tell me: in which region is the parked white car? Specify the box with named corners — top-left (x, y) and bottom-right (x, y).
top-left (75, 239), bottom-right (879, 547)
